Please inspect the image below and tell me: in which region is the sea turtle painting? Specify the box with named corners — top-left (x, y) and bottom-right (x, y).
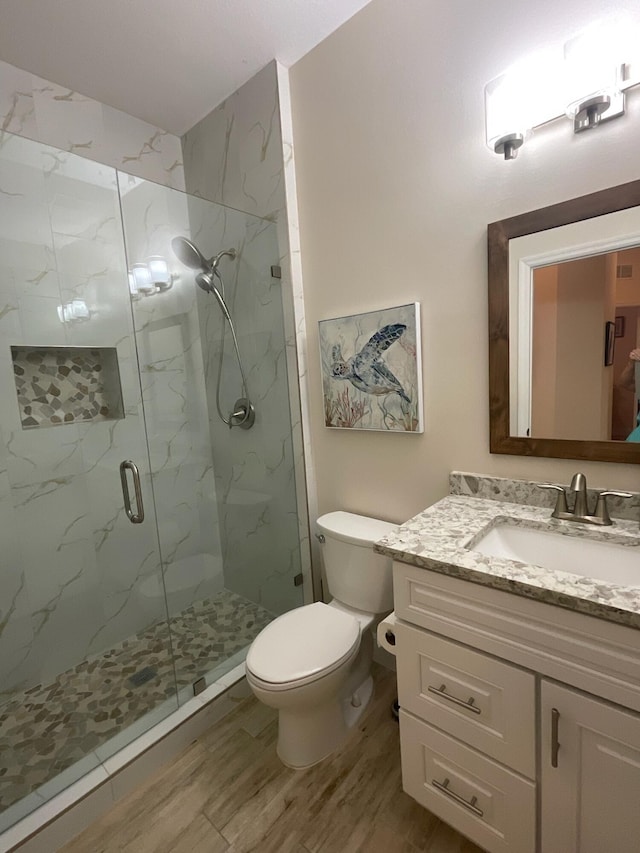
top-left (330, 323), bottom-right (411, 403)
top-left (319, 304), bottom-right (423, 432)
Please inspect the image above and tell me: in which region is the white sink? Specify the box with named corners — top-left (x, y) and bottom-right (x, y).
top-left (472, 523), bottom-right (640, 587)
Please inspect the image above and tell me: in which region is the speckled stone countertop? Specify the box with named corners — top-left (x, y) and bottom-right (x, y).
top-left (375, 494), bottom-right (640, 629)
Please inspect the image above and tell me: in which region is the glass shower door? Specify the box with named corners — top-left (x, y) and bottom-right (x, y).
top-left (0, 134), bottom-right (177, 830)
top-left (118, 175), bottom-right (305, 695)
top-left (0, 129), bottom-right (307, 834)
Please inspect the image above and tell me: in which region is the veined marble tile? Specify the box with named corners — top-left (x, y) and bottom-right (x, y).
top-left (103, 106), bottom-right (184, 191)
top-left (0, 246), bottom-right (61, 302)
top-left (182, 62), bottom-right (283, 221)
top-left (31, 78), bottom-right (107, 163)
top-left (17, 292), bottom-right (66, 345)
top-left (0, 467), bottom-right (33, 698)
top-left (3, 422), bottom-right (84, 487)
top-left (0, 60), bottom-right (37, 139)
top-left (0, 60), bottom-right (185, 190)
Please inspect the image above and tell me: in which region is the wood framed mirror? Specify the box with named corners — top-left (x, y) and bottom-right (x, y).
top-left (488, 179), bottom-right (640, 463)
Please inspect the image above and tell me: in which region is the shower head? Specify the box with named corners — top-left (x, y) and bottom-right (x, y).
top-left (171, 236), bottom-right (206, 270)
top-left (171, 237), bottom-right (237, 275)
top-left (172, 235), bottom-right (236, 322)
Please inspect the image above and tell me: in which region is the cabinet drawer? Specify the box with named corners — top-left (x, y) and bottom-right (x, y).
top-left (400, 710), bottom-right (536, 853)
top-left (396, 621), bottom-right (536, 777)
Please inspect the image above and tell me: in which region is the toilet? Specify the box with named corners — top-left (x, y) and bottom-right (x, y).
top-left (245, 510), bottom-right (397, 769)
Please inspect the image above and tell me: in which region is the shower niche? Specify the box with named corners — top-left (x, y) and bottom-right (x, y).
top-left (11, 345), bottom-right (125, 429)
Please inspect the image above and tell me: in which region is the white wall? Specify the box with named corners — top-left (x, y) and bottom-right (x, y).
top-left (290, 0), bottom-right (640, 525)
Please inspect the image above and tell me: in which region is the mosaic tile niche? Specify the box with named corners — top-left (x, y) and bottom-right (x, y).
top-left (11, 346), bottom-right (124, 429)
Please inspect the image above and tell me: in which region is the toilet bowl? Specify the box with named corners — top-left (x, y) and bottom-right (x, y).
top-left (245, 511), bottom-right (397, 769)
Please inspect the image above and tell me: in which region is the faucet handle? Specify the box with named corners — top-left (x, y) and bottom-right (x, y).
top-left (538, 484), bottom-right (569, 517)
top-left (594, 490), bottom-right (633, 525)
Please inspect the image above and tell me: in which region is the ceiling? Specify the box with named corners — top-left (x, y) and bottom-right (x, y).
top-left (0, 0), bottom-right (372, 136)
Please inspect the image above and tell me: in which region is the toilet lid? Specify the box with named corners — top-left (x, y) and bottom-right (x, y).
top-left (246, 602), bottom-right (360, 685)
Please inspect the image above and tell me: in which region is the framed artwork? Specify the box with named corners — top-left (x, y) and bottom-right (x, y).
top-left (319, 303), bottom-right (423, 432)
top-left (615, 315), bottom-right (625, 338)
top-left (604, 320), bottom-right (615, 367)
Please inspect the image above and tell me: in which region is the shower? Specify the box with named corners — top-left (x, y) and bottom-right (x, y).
top-left (171, 236), bottom-right (255, 429)
top-left (0, 131), bottom-right (306, 838)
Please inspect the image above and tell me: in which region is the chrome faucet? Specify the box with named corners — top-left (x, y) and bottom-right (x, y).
top-left (539, 473), bottom-right (632, 526)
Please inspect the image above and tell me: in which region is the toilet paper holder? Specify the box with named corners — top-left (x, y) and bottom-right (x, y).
top-left (377, 612), bottom-right (398, 656)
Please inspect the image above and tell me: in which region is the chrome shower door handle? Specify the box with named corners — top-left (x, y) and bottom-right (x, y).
top-left (119, 460), bottom-right (145, 524)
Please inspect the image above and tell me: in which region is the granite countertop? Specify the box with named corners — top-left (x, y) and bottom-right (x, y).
top-left (375, 495), bottom-right (640, 629)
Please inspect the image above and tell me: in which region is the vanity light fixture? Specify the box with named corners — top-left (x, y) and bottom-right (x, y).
top-left (564, 26), bottom-right (624, 132)
top-left (128, 257), bottom-right (174, 299)
top-left (486, 20), bottom-right (640, 159)
top-left (57, 298), bottom-right (91, 324)
top-left (146, 255), bottom-right (173, 291)
top-left (131, 262), bottom-right (156, 295)
top-left (485, 49), bottom-right (564, 160)
top-left (128, 271), bottom-right (141, 300)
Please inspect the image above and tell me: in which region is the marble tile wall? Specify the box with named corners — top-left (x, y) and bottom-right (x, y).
top-left (0, 125), bottom-right (292, 703)
top-left (0, 58), bottom-right (185, 190)
top-left (178, 186), bottom-right (303, 615)
top-left (0, 133), bottom-right (170, 698)
top-left (118, 175), bottom-right (225, 621)
top-left (182, 62), bottom-right (314, 608)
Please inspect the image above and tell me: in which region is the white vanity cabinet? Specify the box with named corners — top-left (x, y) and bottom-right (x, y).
top-left (540, 681), bottom-right (640, 853)
top-left (393, 561), bottom-right (640, 853)
top-left (396, 623), bottom-right (536, 853)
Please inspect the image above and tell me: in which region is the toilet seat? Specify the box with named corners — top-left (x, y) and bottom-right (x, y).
top-left (246, 602), bottom-right (360, 690)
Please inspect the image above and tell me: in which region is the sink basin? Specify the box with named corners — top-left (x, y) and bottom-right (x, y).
top-left (472, 523), bottom-right (640, 587)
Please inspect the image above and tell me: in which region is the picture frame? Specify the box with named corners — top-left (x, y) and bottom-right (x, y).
top-left (318, 303), bottom-right (423, 432)
top-left (604, 320), bottom-right (616, 367)
top-left (615, 315), bottom-right (625, 338)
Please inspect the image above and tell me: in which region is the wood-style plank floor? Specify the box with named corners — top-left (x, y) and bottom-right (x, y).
top-left (61, 665), bottom-right (483, 853)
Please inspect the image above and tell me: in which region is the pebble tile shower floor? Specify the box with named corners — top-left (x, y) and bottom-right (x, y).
top-left (0, 589), bottom-right (272, 814)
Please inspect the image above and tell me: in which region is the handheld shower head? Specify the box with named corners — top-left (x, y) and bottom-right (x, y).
top-left (172, 236), bottom-right (237, 314)
top-left (195, 270), bottom-right (215, 293)
top-left (195, 270), bottom-right (233, 323)
top-left (171, 235), bottom-right (251, 428)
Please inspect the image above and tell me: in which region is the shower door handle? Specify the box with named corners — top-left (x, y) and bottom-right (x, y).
top-left (119, 460), bottom-right (145, 524)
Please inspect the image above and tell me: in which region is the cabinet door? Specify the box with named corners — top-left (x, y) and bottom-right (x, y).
top-left (541, 681), bottom-right (640, 853)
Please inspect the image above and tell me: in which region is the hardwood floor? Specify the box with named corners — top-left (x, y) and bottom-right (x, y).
top-left (61, 666), bottom-right (484, 853)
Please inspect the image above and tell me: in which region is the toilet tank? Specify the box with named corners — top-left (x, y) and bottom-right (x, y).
top-left (317, 511), bottom-right (398, 614)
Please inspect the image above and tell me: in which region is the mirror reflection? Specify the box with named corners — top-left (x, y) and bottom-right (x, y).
top-left (489, 178), bottom-right (640, 463)
top-left (526, 247), bottom-right (640, 443)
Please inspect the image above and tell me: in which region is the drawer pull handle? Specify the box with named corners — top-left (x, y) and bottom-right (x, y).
top-left (428, 683), bottom-right (481, 715)
top-left (432, 777), bottom-right (484, 817)
top-left (551, 707), bottom-right (560, 768)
